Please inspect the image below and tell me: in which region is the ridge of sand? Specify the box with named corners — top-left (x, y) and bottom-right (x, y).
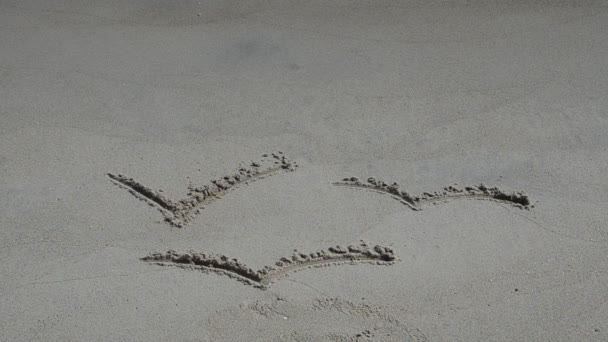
top-left (141, 242), bottom-right (396, 289)
top-left (108, 152), bottom-right (298, 227)
top-left (333, 177), bottom-right (532, 210)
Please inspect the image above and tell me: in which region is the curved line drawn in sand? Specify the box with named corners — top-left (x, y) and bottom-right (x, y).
top-left (107, 152), bottom-right (298, 227)
top-left (207, 298), bottom-right (427, 341)
top-left (333, 177), bottom-right (532, 210)
top-left (141, 242), bottom-right (397, 289)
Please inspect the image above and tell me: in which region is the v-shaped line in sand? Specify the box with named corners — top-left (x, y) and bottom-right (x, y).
top-left (107, 152), bottom-right (298, 227)
top-left (333, 177), bottom-right (532, 210)
top-left (141, 242), bottom-right (397, 289)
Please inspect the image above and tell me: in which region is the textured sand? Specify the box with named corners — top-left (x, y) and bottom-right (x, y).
top-left (1, 0), bottom-right (608, 341)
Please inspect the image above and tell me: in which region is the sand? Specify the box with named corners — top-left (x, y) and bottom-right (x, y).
top-left (1, 0), bottom-right (607, 341)
top-left (141, 242), bottom-right (396, 289)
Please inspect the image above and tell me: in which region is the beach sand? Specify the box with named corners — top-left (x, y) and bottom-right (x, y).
top-left (1, 0), bottom-right (607, 340)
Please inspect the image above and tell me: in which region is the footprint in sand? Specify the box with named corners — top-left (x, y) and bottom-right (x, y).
top-left (206, 298), bottom-right (428, 341)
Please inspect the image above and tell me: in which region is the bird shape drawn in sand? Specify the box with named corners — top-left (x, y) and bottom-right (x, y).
top-left (141, 242), bottom-right (397, 289)
top-left (108, 153), bottom-right (533, 289)
top-left (107, 152), bottom-right (297, 227)
top-left (333, 177), bottom-right (532, 210)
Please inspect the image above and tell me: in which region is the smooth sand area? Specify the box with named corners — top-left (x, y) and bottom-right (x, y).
top-left (1, 0), bottom-right (607, 340)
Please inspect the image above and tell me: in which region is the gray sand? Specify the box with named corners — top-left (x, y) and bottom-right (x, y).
top-left (1, 0), bottom-right (607, 341)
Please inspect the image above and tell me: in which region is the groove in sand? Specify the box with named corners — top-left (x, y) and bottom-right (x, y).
top-left (107, 152), bottom-right (298, 227)
top-left (333, 177), bottom-right (532, 210)
top-left (141, 242), bottom-right (397, 289)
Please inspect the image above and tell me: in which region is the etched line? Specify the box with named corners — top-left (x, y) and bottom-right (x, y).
top-left (141, 242), bottom-right (397, 289)
top-left (333, 177), bottom-right (532, 210)
top-left (107, 173), bottom-right (177, 212)
top-left (108, 152), bottom-right (298, 227)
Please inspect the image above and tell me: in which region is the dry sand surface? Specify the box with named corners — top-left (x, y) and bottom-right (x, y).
top-left (1, 0), bottom-right (608, 341)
